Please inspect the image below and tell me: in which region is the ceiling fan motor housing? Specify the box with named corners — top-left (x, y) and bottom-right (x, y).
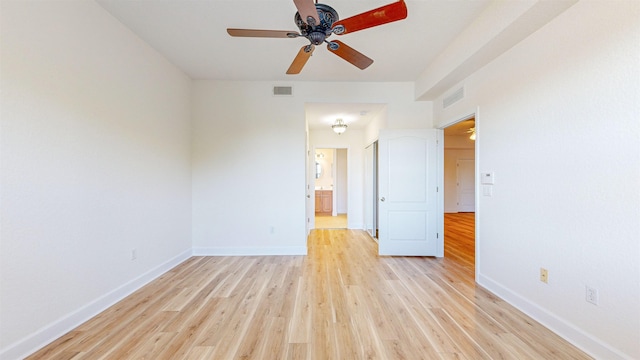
top-left (295, 3), bottom-right (338, 45)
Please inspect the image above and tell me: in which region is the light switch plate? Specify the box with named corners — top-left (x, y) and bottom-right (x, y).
top-left (481, 172), bottom-right (495, 184)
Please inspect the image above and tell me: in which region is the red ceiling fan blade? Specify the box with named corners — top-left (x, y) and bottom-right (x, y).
top-left (327, 40), bottom-right (373, 70)
top-left (293, 0), bottom-right (321, 26)
top-left (227, 28), bottom-right (299, 38)
top-left (332, 0), bottom-right (407, 35)
top-left (287, 45), bottom-right (315, 74)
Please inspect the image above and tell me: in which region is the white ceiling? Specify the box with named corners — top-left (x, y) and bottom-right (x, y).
top-left (305, 102), bottom-right (387, 130)
top-left (97, 0), bottom-right (491, 82)
top-left (96, 0), bottom-right (491, 130)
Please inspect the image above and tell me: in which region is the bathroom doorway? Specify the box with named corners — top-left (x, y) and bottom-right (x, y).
top-left (314, 148), bottom-right (348, 229)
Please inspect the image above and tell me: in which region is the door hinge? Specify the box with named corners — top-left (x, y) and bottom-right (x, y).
top-left (437, 233), bottom-right (439, 239)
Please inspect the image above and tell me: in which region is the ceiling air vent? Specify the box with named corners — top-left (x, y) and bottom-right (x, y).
top-left (443, 87), bottom-right (464, 108)
top-left (273, 86), bottom-right (293, 96)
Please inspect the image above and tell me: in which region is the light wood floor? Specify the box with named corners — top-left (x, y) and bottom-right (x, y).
top-left (444, 212), bottom-right (475, 272)
top-left (315, 213), bottom-right (347, 229)
top-left (28, 216), bottom-right (590, 359)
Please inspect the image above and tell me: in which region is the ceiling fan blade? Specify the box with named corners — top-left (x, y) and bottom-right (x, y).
top-left (227, 28), bottom-right (299, 38)
top-left (287, 45), bottom-right (315, 74)
top-left (332, 0), bottom-right (408, 35)
top-left (327, 40), bottom-right (373, 70)
top-left (293, 0), bottom-right (321, 26)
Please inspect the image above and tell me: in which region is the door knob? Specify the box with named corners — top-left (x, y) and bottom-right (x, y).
top-left (380, 197), bottom-right (385, 202)
top-left (307, 195), bottom-right (310, 198)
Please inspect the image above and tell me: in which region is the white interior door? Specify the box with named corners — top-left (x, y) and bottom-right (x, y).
top-left (378, 129), bottom-right (438, 256)
top-left (457, 159), bottom-right (475, 212)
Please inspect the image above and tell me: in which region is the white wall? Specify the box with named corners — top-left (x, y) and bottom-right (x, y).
top-left (434, 1), bottom-right (640, 358)
top-left (0, 1), bottom-right (193, 359)
top-left (191, 81), bottom-right (307, 255)
top-left (192, 81), bottom-right (430, 245)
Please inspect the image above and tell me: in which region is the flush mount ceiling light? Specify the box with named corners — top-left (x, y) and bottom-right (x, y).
top-left (332, 118), bottom-right (347, 134)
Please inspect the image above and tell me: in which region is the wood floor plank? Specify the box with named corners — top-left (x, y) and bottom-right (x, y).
top-left (385, 279), bottom-right (459, 355)
top-left (251, 316), bottom-right (288, 359)
top-left (93, 310), bottom-right (178, 359)
top-left (287, 276), bottom-right (312, 344)
top-left (27, 214), bottom-right (591, 360)
top-left (183, 346), bottom-right (215, 360)
top-left (343, 285), bottom-right (387, 359)
top-left (123, 331), bottom-right (178, 360)
top-left (285, 343), bottom-right (307, 360)
top-left (429, 307), bottom-right (493, 360)
top-left (154, 298), bottom-right (222, 359)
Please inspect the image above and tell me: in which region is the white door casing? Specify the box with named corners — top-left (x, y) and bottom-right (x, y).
top-left (378, 129), bottom-right (438, 256)
top-left (364, 143), bottom-right (375, 238)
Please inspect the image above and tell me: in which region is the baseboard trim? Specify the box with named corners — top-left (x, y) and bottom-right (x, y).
top-left (477, 274), bottom-right (631, 360)
top-left (1, 249), bottom-right (192, 360)
top-left (193, 246), bottom-right (307, 256)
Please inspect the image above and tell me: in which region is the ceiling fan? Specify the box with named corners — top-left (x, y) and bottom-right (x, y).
top-left (467, 127), bottom-right (476, 140)
top-left (227, 0), bottom-right (408, 74)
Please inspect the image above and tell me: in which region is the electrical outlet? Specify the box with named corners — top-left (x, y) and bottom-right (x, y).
top-left (540, 268), bottom-right (548, 283)
top-left (586, 286), bottom-right (599, 305)
top-left (131, 249), bottom-right (137, 261)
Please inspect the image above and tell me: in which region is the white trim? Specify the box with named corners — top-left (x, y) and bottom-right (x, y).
top-left (193, 246), bottom-right (307, 256)
top-left (473, 107), bottom-right (480, 284)
top-left (478, 274), bottom-right (632, 360)
top-left (438, 109), bottom-right (477, 259)
top-left (435, 129), bottom-right (445, 257)
top-left (0, 249), bottom-right (192, 360)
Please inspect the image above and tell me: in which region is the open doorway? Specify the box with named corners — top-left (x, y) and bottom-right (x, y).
top-left (442, 117), bottom-right (476, 274)
top-left (314, 148), bottom-right (348, 229)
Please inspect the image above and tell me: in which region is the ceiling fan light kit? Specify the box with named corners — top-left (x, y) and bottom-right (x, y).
top-left (227, 0), bottom-right (408, 75)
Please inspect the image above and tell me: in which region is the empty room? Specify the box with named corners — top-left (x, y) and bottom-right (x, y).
top-left (1, 0), bottom-right (638, 359)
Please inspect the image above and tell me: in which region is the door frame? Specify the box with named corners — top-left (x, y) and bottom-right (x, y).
top-left (364, 141), bottom-right (378, 240)
top-left (439, 108), bottom-right (480, 282)
top-left (310, 146), bottom-right (349, 230)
